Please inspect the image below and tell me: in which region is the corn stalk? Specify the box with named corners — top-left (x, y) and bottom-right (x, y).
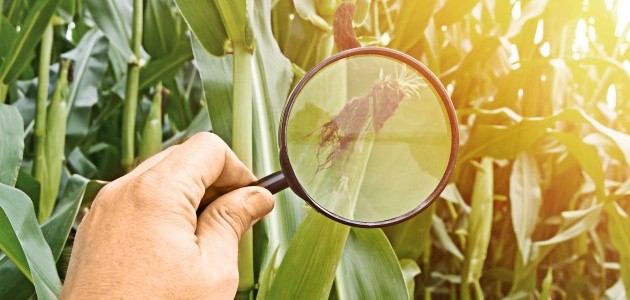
top-left (121, 0), bottom-right (144, 170)
top-left (33, 22), bottom-right (54, 206)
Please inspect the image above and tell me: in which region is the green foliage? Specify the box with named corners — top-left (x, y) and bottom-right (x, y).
top-left (0, 0), bottom-right (629, 299)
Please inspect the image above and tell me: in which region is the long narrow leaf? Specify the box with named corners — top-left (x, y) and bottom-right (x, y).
top-left (0, 183), bottom-right (61, 300)
top-left (335, 228), bottom-right (409, 300)
top-left (0, 104), bottom-right (24, 186)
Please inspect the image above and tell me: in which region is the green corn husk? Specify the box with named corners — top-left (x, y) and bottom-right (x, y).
top-left (138, 83), bottom-right (163, 161)
top-left (39, 60), bottom-right (71, 222)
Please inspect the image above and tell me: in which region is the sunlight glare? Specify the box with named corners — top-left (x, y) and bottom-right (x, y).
top-left (512, 1), bottom-right (521, 19)
top-left (540, 42), bottom-right (550, 57)
top-left (534, 20), bottom-right (544, 44)
top-left (616, 0), bottom-right (630, 36)
top-left (606, 85), bottom-right (617, 110)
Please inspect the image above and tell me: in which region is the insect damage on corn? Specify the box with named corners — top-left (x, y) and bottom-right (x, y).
top-left (315, 67), bottom-right (424, 172)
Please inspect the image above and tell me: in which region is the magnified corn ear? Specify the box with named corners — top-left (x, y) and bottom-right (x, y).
top-left (39, 60), bottom-right (71, 222)
top-left (138, 83), bottom-right (164, 162)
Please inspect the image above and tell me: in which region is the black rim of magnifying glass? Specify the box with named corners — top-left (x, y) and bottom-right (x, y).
top-left (278, 46), bottom-right (459, 228)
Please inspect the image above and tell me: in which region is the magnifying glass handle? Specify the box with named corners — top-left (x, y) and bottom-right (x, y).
top-left (198, 171), bottom-right (288, 213)
top-left (251, 171), bottom-right (288, 194)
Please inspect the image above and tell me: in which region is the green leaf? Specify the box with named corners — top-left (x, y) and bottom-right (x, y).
top-left (0, 175), bottom-right (105, 299)
top-left (432, 214), bottom-right (464, 261)
top-left (383, 205), bottom-right (434, 261)
top-left (533, 204), bottom-right (602, 248)
top-left (139, 40), bottom-right (193, 89)
top-left (293, 0), bottom-right (333, 32)
top-left (192, 38), bottom-right (233, 145)
top-left (174, 0), bottom-right (228, 56)
top-left (67, 147), bottom-right (98, 178)
top-left (389, 0), bottom-right (438, 53)
top-left (461, 158), bottom-right (494, 297)
top-left (56, 0), bottom-right (76, 24)
top-left (162, 108), bottom-right (212, 148)
top-left (400, 259), bottom-right (421, 300)
top-left (539, 268), bottom-right (553, 300)
top-left (434, 0), bottom-right (479, 26)
top-left (255, 247), bottom-right (280, 300)
top-left (63, 30), bottom-right (109, 138)
top-left (63, 30), bottom-right (109, 108)
top-left (548, 131), bottom-right (606, 202)
top-left (84, 0), bottom-right (135, 60)
top-left (250, 0), bottom-right (300, 268)
top-left (216, 0), bottom-right (255, 47)
top-left (606, 202), bottom-right (630, 294)
top-left (0, 0), bottom-right (63, 83)
top-left (0, 183), bottom-right (61, 300)
top-left (0, 104), bottom-right (24, 187)
top-left (510, 152), bottom-right (542, 264)
top-left (505, 0), bottom-right (548, 38)
top-left (266, 211), bottom-right (350, 300)
top-left (335, 228), bottom-right (409, 300)
top-left (143, 0), bottom-right (178, 58)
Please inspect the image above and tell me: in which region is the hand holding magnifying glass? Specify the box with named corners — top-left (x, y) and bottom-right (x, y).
top-left (201, 47), bottom-right (458, 228)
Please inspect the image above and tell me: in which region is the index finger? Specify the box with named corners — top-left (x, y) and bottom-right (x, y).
top-left (141, 132), bottom-right (256, 209)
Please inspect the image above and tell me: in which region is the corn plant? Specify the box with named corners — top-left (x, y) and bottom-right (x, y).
top-left (0, 0), bottom-right (629, 299)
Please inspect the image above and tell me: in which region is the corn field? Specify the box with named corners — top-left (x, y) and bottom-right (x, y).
top-left (0, 0), bottom-right (629, 299)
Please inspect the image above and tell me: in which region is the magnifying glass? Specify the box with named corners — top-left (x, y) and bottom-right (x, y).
top-left (202, 47), bottom-right (458, 228)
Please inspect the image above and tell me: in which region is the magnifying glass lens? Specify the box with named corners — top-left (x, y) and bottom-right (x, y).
top-left (285, 54), bottom-right (453, 224)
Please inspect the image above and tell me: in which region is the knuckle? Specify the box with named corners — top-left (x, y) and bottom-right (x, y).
top-left (190, 132), bottom-right (225, 148)
top-left (212, 202), bottom-right (252, 240)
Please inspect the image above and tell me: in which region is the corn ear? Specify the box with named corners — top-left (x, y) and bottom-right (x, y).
top-left (39, 60), bottom-right (71, 222)
top-left (138, 83), bottom-right (163, 161)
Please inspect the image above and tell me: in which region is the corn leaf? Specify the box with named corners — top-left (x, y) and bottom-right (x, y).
top-left (174, 0), bottom-right (228, 56)
top-left (63, 30), bottom-right (109, 139)
top-left (266, 211), bottom-right (350, 300)
top-left (84, 0), bottom-right (136, 60)
top-left (0, 0), bottom-right (63, 83)
top-left (293, 0), bottom-right (333, 32)
top-left (461, 158), bottom-right (494, 297)
top-left (215, 0), bottom-right (254, 47)
top-left (389, 0), bottom-right (438, 53)
top-left (432, 214), bottom-right (465, 261)
top-left (0, 175), bottom-right (105, 299)
top-left (0, 104), bottom-right (24, 186)
top-left (191, 38), bottom-right (233, 145)
top-left (539, 269), bottom-right (553, 300)
top-left (143, 0), bottom-right (178, 58)
top-left (0, 183), bottom-right (61, 300)
top-left (548, 132), bottom-right (606, 202)
top-left (383, 205), bottom-right (435, 261)
top-left (510, 152), bottom-right (542, 264)
top-left (250, 0), bottom-right (301, 267)
top-left (434, 0), bottom-right (479, 26)
top-left (400, 259), bottom-right (421, 300)
top-left (335, 228), bottom-right (409, 300)
top-left (606, 202), bottom-right (630, 294)
top-left (139, 40), bottom-right (193, 89)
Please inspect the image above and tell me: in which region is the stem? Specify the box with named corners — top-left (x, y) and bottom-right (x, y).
top-left (0, 82), bottom-right (7, 103)
top-left (33, 22), bottom-right (54, 193)
top-left (121, 0), bottom-right (143, 171)
top-left (232, 43), bottom-right (254, 298)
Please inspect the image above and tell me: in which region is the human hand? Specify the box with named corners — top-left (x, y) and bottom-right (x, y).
top-left (61, 133), bottom-right (274, 299)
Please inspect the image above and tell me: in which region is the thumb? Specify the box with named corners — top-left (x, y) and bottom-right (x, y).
top-left (196, 186), bottom-right (274, 249)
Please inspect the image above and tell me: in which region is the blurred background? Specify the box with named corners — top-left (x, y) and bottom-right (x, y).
top-left (0, 0), bottom-right (629, 299)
